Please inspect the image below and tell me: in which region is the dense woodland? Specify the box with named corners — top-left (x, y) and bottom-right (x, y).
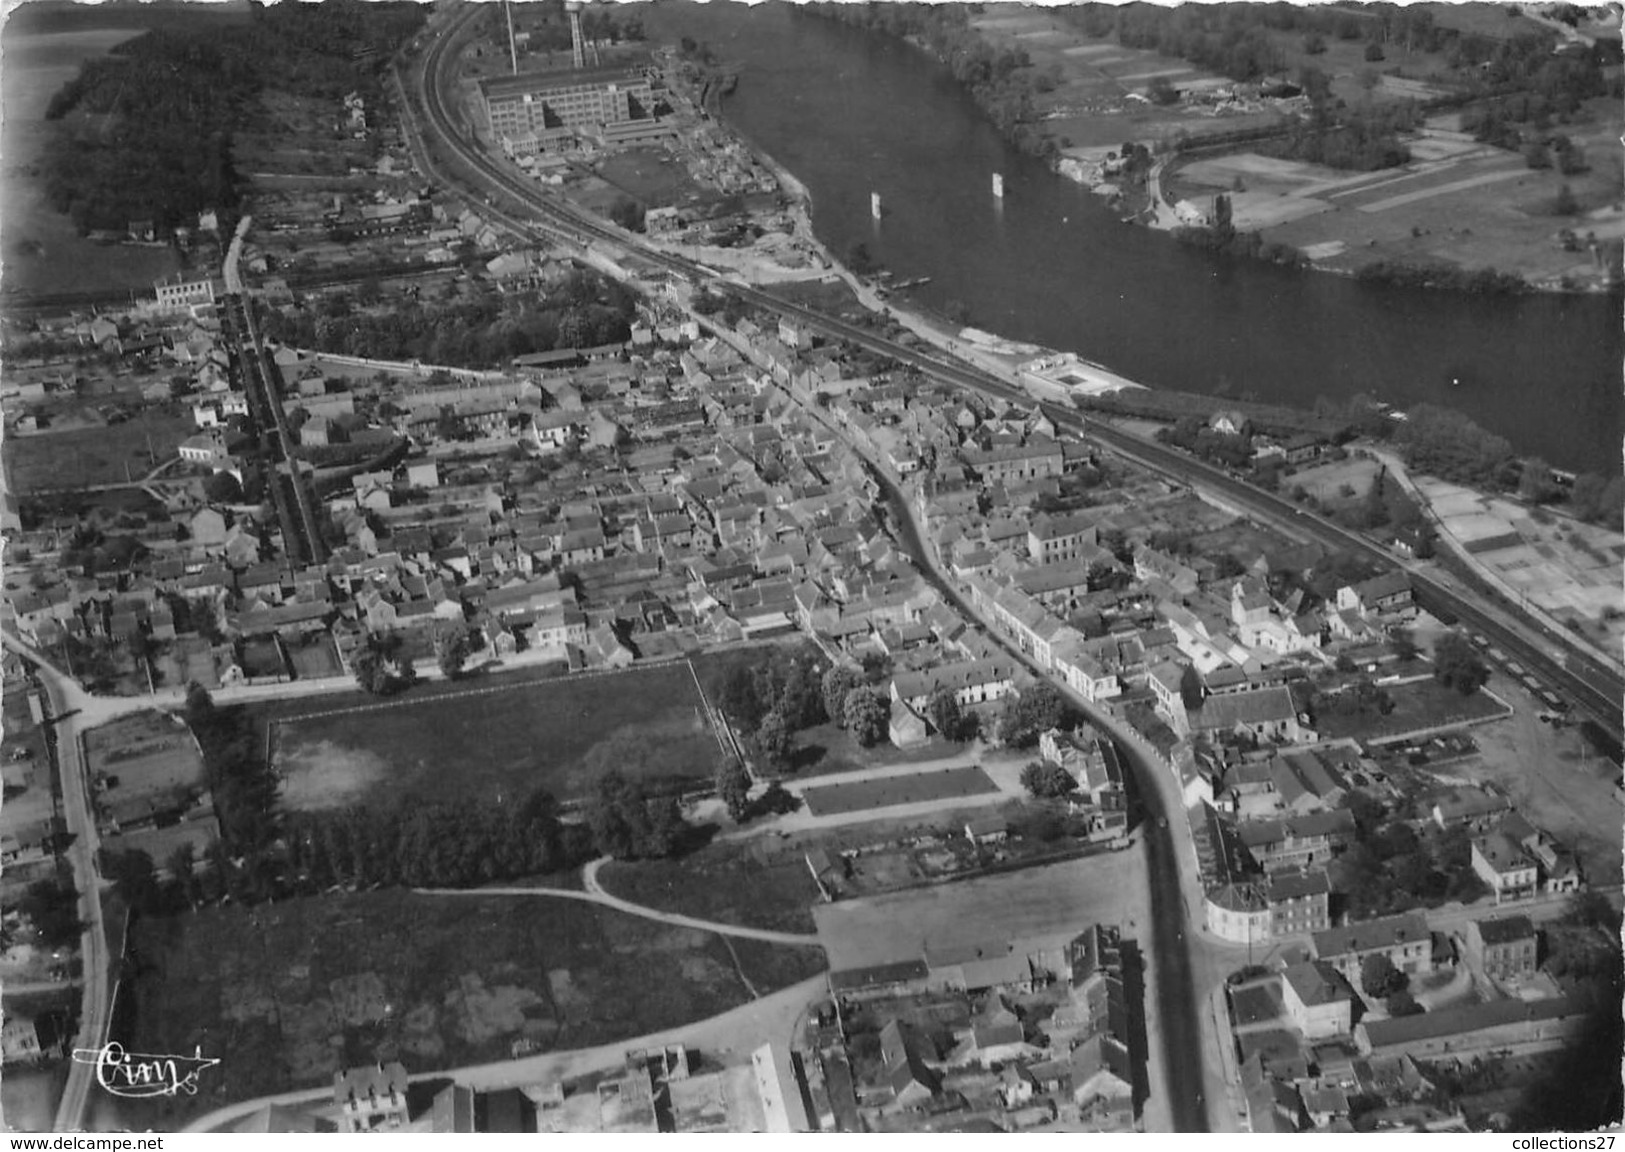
top-left (258, 270), bottom-right (638, 367)
top-left (41, 0), bottom-right (424, 234)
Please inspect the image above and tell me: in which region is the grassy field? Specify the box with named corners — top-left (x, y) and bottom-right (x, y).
top-left (111, 890), bottom-right (824, 1129)
top-left (1319, 679), bottom-right (1511, 743)
top-left (801, 766), bottom-right (1000, 817)
top-left (5, 413), bottom-right (194, 493)
top-left (269, 662), bottom-right (723, 810)
top-left (596, 841), bottom-right (824, 935)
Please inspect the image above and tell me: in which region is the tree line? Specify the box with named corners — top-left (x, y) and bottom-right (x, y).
top-left (259, 270), bottom-right (637, 369)
top-left (97, 685), bottom-right (703, 920)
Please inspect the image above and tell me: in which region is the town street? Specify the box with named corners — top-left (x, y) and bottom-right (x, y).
top-left (789, 395), bottom-right (1214, 1131)
top-left (32, 659), bottom-right (111, 1133)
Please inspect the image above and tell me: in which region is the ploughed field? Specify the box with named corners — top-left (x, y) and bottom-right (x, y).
top-left (267, 662), bottom-right (724, 811)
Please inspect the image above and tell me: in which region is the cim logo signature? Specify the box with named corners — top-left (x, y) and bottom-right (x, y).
top-left (71, 1043), bottom-right (221, 1099)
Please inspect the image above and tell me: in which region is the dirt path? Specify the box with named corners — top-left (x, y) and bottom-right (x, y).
top-left (412, 860), bottom-right (823, 948)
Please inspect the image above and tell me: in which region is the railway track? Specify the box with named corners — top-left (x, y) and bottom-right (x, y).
top-left (408, 7), bottom-right (1622, 746)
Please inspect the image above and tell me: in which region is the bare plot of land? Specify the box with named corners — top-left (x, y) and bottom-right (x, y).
top-left (83, 711), bottom-right (205, 797)
top-left (814, 851), bottom-right (1149, 971)
top-left (801, 766), bottom-right (999, 818)
top-left (283, 634), bottom-right (343, 680)
top-left (1458, 680), bottom-right (1624, 888)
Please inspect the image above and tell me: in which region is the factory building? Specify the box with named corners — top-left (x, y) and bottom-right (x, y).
top-left (478, 63), bottom-right (655, 150)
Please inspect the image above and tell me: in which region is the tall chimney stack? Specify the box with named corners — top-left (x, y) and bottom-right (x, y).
top-left (566, 1), bottom-right (585, 70)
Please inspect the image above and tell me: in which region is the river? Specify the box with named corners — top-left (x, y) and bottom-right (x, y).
top-left (642, 2), bottom-right (1621, 476)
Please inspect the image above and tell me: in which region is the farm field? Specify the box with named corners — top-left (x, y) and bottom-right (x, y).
top-left (1317, 679), bottom-right (1511, 743)
top-left (111, 890), bottom-right (826, 1130)
top-left (597, 840), bottom-right (824, 936)
top-left (1245, 110), bottom-right (1625, 286)
top-left (966, 6), bottom-right (1286, 153)
top-left (813, 850), bottom-right (1149, 971)
top-left (801, 766), bottom-right (999, 818)
top-left (269, 662), bottom-right (724, 810)
top-left (4, 412), bottom-right (194, 493)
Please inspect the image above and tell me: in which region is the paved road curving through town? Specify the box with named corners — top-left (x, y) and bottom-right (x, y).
top-left (412, 858), bottom-right (824, 948)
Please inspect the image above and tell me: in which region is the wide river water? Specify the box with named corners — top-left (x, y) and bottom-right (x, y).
top-left (643, 2), bottom-right (1622, 475)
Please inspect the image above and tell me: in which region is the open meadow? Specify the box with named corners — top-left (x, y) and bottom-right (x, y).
top-left (111, 890), bottom-right (826, 1130)
top-left (1169, 107), bottom-right (1625, 286)
top-left (269, 662), bottom-right (725, 810)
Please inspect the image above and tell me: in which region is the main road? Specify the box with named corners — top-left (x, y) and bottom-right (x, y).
top-left (13, 645), bottom-right (114, 1133)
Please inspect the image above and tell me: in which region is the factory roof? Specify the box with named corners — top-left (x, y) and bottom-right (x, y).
top-left (478, 60), bottom-right (653, 100)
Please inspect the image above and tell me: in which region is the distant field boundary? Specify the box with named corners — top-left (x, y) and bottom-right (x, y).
top-left (266, 656), bottom-right (724, 809)
top-left (265, 659), bottom-right (687, 728)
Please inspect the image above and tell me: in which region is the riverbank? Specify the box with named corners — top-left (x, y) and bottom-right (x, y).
top-left (821, 4), bottom-right (1622, 296)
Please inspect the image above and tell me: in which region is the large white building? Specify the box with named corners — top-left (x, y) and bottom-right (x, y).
top-left (478, 63), bottom-right (655, 149)
top-left (153, 272), bottom-right (219, 314)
